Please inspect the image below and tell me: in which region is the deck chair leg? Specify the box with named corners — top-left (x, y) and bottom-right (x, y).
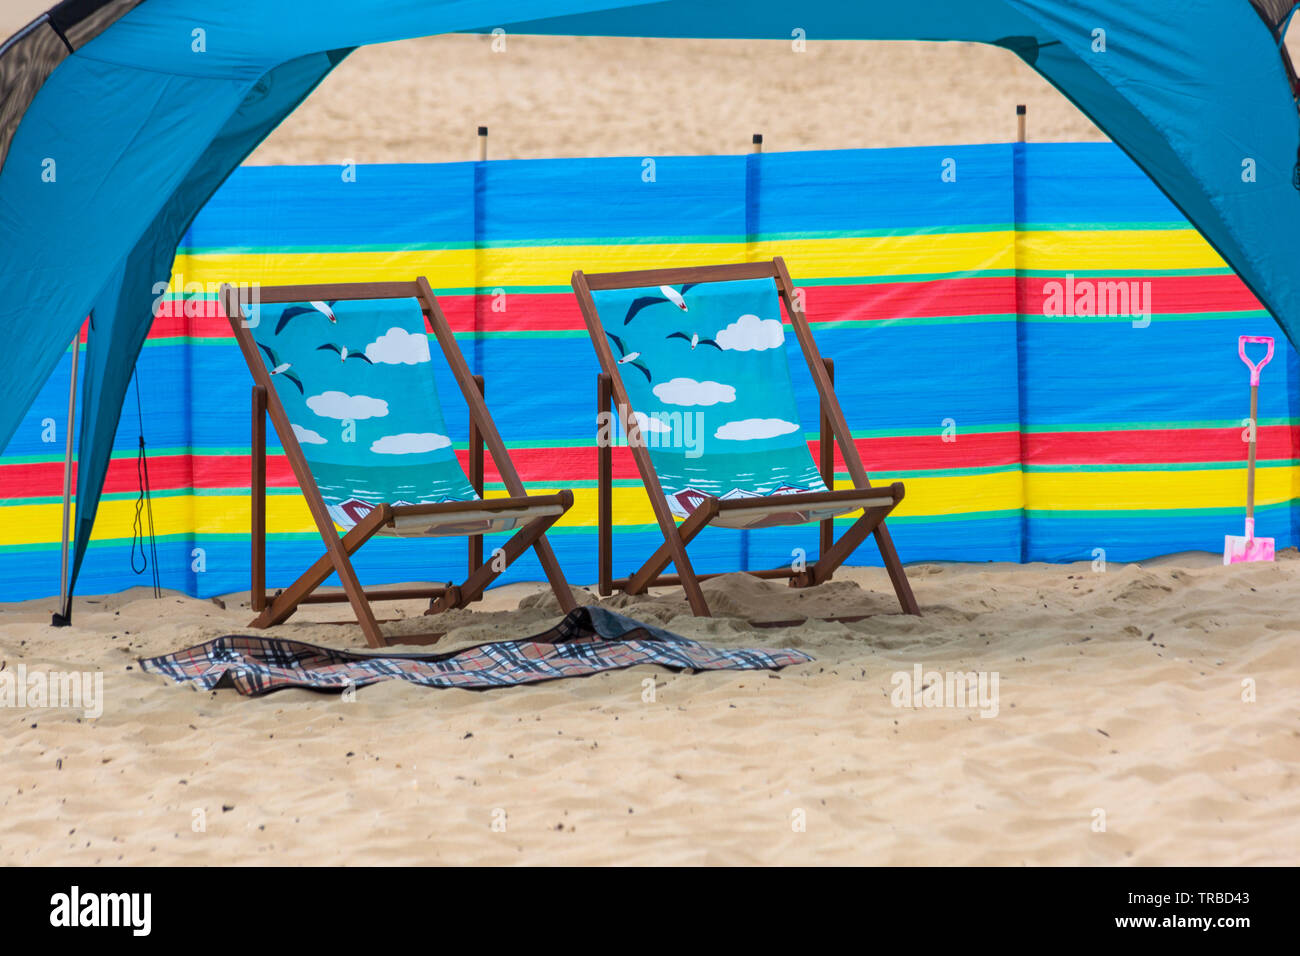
top-left (796, 508), bottom-right (919, 616)
top-left (675, 558), bottom-right (710, 616)
top-left (428, 511), bottom-right (565, 614)
top-left (624, 500), bottom-right (718, 595)
top-left (332, 551), bottom-right (386, 648)
top-left (597, 373), bottom-right (614, 597)
top-left (533, 535), bottom-right (577, 613)
top-left (252, 507), bottom-right (390, 645)
top-left (873, 523), bottom-right (920, 615)
top-left (801, 505), bottom-right (893, 588)
top-left (251, 385), bottom-right (267, 613)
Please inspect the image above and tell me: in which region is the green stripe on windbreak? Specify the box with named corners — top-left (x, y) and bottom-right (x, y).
top-left (1025, 459), bottom-right (1299, 473)
top-left (1015, 267), bottom-right (1237, 278)
top-left (1021, 310), bottom-right (1269, 325)
top-left (1023, 505), bottom-right (1279, 520)
top-left (1015, 222), bottom-right (1191, 232)
top-left (847, 423), bottom-right (1022, 438)
top-left (178, 241), bottom-right (478, 255)
top-left (152, 307), bottom-right (1271, 346)
top-left (174, 223), bottom-right (1225, 257)
top-left (813, 314), bottom-right (1015, 330)
top-left (1022, 418), bottom-right (1296, 432)
top-left (888, 508), bottom-right (1022, 524)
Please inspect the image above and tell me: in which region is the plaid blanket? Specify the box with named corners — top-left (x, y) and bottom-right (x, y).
top-left (138, 606), bottom-right (812, 696)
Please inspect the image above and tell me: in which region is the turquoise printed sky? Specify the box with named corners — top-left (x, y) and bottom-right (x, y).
top-left (591, 277), bottom-right (826, 505)
top-left (249, 296), bottom-right (475, 513)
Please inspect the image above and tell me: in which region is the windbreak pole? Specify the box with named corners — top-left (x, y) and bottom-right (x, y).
top-left (52, 328), bottom-right (79, 627)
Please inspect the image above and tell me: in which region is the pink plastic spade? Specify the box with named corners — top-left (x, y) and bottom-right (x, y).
top-left (1225, 335), bottom-right (1275, 564)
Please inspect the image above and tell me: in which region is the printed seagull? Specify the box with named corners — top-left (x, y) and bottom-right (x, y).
top-left (275, 300), bottom-right (338, 334)
top-left (316, 343), bottom-right (374, 364)
top-left (257, 343), bottom-right (304, 393)
top-left (665, 330), bottom-right (721, 352)
top-left (605, 331), bottom-right (651, 383)
top-left (622, 284), bottom-right (695, 325)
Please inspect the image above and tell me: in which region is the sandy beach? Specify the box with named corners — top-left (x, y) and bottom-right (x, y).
top-left (2, 554), bottom-right (1296, 866)
top-left (2, 23), bottom-right (1296, 868)
top-left (247, 34), bottom-right (1105, 165)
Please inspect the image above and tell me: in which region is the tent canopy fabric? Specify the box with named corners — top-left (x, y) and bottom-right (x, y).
top-left (2, 0), bottom-right (1299, 602)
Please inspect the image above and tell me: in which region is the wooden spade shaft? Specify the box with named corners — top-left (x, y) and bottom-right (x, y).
top-left (1247, 383), bottom-right (1258, 521)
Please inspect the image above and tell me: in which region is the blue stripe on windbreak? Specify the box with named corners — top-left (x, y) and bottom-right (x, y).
top-left (1018, 144), bottom-right (1184, 225)
top-left (180, 144), bottom-right (1176, 252)
top-left (1020, 315), bottom-right (1299, 427)
top-left (1024, 501), bottom-right (1297, 563)
top-left (755, 145), bottom-right (1013, 236)
top-left (179, 162), bottom-right (475, 249)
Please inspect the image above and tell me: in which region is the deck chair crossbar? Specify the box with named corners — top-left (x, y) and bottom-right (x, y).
top-left (573, 257), bottom-right (919, 618)
top-left (222, 278), bottom-right (576, 647)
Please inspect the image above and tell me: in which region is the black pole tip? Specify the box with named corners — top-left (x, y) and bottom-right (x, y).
top-left (477, 126), bottom-right (488, 136)
top-left (1016, 104), bottom-right (1026, 115)
top-left (752, 133), bottom-right (763, 144)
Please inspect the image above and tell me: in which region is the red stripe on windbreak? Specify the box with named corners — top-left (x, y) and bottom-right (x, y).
top-left (1014, 274), bottom-right (1261, 315)
top-left (1026, 425), bottom-right (1297, 465)
top-left (460, 434), bottom-right (1024, 484)
top-left (144, 273), bottom-right (1263, 342)
top-left (797, 278), bottom-right (1016, 321)
top-left (0, 455), bottom-right (303, 497)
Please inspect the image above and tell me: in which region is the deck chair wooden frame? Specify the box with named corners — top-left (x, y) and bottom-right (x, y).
top-left (572, 257), bottom-right (919, 618)
top-left (221, 277), bottom-right (577, 647)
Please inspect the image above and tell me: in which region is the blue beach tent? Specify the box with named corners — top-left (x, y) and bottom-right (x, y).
top-left (2, 0), bottom-right (1299, 609)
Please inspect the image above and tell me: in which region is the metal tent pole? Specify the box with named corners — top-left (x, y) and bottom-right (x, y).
top-left (52, 328), bottom-right (79, 627)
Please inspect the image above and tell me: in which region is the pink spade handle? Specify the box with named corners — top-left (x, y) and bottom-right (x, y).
top-left (1238, 335), bottom-right (1274, 386)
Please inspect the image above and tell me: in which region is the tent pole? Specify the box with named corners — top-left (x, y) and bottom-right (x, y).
top-left (1016, 104), bottom-right (1027, 142)
top-left (52, 327), bottom-right (80, 627)
top-left (477, 125), bottom-right (488, 162)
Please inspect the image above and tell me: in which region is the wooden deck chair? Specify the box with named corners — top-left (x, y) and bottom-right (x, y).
top-left (220, 278), bottom-right (576, 648)
top-left (571, 257), bottom-right (919, 618)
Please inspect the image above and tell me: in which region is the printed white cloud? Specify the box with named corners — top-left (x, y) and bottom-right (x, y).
top-left (714, 418), bottom-right (800, 441)
top-left (715, 313), bottom-right (785, 351)
top-left (369, 432), bottom-right (452, 455)
top-left (652, 377), bottom-right (735, 407)
top-left (292, 424), bottom-right (327, 445)
top-left (306, 390), bottom-right (389, 420)
top-left (365, 326), bottom-right (431, 365)
top-left (633, 411), bottom-right (672, 434)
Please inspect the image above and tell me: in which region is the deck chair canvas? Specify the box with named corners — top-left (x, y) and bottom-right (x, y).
top-left (221, 278), bottom-right (576, 647)
top-left (571, 257), bottom-right (919, 618)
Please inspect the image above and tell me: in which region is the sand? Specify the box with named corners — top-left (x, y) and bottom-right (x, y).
top-left (2, 554), bottom-right (1297, 866)
top-left (247, 34), bottom-right (1105, 165)
top-left (3, 24), bottom-right (1296, 866)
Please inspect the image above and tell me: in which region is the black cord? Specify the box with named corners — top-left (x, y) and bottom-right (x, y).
top-left (128, 370), bottom-right (161, 597)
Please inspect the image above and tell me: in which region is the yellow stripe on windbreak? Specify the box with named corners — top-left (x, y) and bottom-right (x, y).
top-left (174, 228), bottom-right (1222, 295)
top-left (0, 472), bottom-right (1022, 546)
top-left (1016, 229), bottom-right (1225, 272)
top-left (1025, 467), bottom-right (1299, 511)
top-left (173, 232), bottom-right (1016, 291)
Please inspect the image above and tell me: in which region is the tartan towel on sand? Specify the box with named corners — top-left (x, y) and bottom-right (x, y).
top-left (138, 606), bottom-right (812, 696)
